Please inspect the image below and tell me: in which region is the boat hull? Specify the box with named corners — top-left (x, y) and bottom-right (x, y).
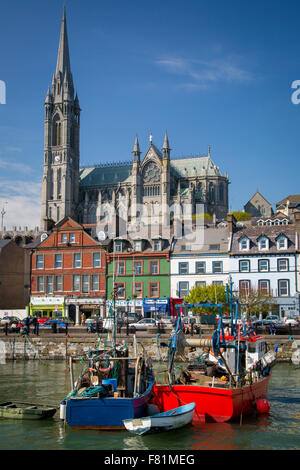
top-left (66, 380), bottom-right (154, 429)
top-left (151, 376), bottom-right (271, 423)
top-left (0, 403), bottom-right (57, 420)
top-left (123, 403), bottom-right (195, 435)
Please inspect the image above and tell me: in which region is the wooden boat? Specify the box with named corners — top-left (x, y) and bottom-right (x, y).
top-left (0, 402), bottom-right (57, 420)
top-left (123, 402), bottom-right (195, 435)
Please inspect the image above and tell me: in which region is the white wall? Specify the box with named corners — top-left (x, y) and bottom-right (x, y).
top-left (0, 309), bottom-right (27, 320)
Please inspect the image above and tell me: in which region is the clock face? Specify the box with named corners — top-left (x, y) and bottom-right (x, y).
top-left (55, 155), bottom-right (61, 163)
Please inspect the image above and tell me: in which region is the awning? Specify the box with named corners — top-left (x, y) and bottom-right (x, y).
top-left (143, 298), bottom-right (170, 313)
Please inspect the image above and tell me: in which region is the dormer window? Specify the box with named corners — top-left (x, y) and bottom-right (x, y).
top-left (258, 236), bottom-right (269, 251)
top-left (257, 220), bottom-right (264, 226)
top-left (153, 239), bottom-right (162, 251)
top-left (134, 240), bottom-right (142, 252)
top-left (282, 219), bottom-right (288, 225)
top-left (239, 237), bottom-right (250, 251)
top-left (277, 235), bottom-right (288, 250)
top-left (114, 241), bottom-right (123, 253)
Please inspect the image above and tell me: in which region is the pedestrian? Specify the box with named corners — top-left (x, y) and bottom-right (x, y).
top-left (25, 316), bottom-right (30, 335)
top-left (81, 313), bottom-right (86, 326)
top-left (4, 322), bottom-right (8, 336)
top-left (32, 316), bottom-right (38, 335)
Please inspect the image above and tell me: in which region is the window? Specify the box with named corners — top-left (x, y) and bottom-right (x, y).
top-left (61, 233), bottom-right (68, 243)
top-left (55, 275), bottom-right (63, 292)
top-left (212, 261), bottom-right (223, 273)
top-left (258, 280), bottom-right (270, 295)
top-left (114, 241), bottom-right (122, 253)
top-left (149, 282), bottom-right (159, 298)
top-left (91, 275), bottom-right (99, 291)
top-left (70, 233), bottom-right (76, 243)
top-left (115, 283), bottom-right (125, 299)
top-left (258, 259), bottom-right (269, 272)
top-left (133, 282), bottom-right (143, 298)
top-left (196, 262), bottom-right (206, 274)
top-left (278, 258), bottom-right (289, 272)
top-left (153, 239), bottom-right (161, 251)
top-left (82, 275), bottom-right (89, 294)
top-left (133, 261), bottom-right (142, 275)
top-left (277, 236), bottom-right (288, 250)
top-left (73, 253), bottom-right (81, 268)
top-left (134, 240), bottom-right (142, 251)
top-left (116, 261), bottom-right (125, 276)
top-left (258, 236), bottom-right (269, 251)
top-left (37, 276), bottom-right (44, 292)
top-left (93, 252), bottom-right (101, 268)
top-left (195, 281), bottom-right (206, 288)
top-left (46, 276), bottom-right (53, 294)
top-left (178, 281), bottom-right (189, 298)
top-left (212, 281), bottom-right (223, 286)
top-left (73, 275), bottom-right (80, 291)
top-left (150, 260), bottom-right (159, 275)
top-left (278, 279), bottom-right (289, 297)
top-left (209, 244), bottom-right (220, 251)
top-left (239, 260), bottom-right (250, 272)
top-left (179, 262), bottom-right (189, 274)
top-left (239, 237), bottom-right (249, 251)
top-left (54, 254), bottom-right (62, 269)
top-left (36, 255), bottom-right (44, 270)
top-left (239, 280), bottom-right (251, 294)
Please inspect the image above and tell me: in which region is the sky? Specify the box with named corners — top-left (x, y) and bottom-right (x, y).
top-left (0, 0), bottom-right (300, 229)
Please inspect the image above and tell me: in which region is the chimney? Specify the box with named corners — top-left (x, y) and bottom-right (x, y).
top-left (226, 213), bottom-right (237, 233)
top-left (43, 217), bottom-right (55, 232)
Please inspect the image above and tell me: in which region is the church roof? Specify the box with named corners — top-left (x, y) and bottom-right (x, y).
top-left (170, 156), bottom-right (222, 178)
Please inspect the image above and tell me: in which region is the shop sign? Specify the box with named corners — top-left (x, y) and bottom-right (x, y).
top-left (30, 296), bottom-right (64, 306)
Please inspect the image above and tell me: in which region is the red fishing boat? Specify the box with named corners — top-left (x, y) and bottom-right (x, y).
top-left (151, 288), bottom-right (277, 423)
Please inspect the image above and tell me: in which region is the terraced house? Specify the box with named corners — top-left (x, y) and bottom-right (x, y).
top-left (105, 237), bottom-right (171, 318)
top-left (229, 214), bottom-right (300, 318)
top-left (30, 217), bottom-right (106, 324)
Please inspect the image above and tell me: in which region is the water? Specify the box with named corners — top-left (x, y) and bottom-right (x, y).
top-left (0, 361), bottom-right (300, 450)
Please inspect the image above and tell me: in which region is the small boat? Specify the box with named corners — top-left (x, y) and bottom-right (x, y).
top-left (123, 402), bottom-right (195, 435)
top-left (0, 402), bottom-right (57, 420)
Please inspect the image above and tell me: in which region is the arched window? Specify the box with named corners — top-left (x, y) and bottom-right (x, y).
top-left (219, 183), bottom-right (224, 202)
top-left (209, 183), bottom-right (215, 202)
top-left (57, 168), bottom-right (62, 197)
top-left (53, 115), bottom-right (62, 146)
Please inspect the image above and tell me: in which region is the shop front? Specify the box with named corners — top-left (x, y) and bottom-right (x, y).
top-left (106, 299), bottom-right (143, 317)
top-left (30, 296), bottom-right (65, 319)
top-left (65, 297), bottom-right (105, 325)
top-left (143, 298), bottom-right (170, 319)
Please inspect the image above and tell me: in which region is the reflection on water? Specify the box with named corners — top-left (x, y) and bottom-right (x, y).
top-left (0, 362), bottom-right (300, 450)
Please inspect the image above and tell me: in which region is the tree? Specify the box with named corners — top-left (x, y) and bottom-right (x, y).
top-left (238, 288), bottom-right (276, 319)
top-left (184, 284), bottom-right (228, 316)
top-left (229, 211), bottom-right (251, 221)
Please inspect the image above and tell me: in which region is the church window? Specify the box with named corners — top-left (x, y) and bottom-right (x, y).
top-left (209, 183), bottom-right (215, 202)
top-left (53, 115), bottom-right (62, 146)
top-left (143, 162), bottom-right (160, 183)
top-left (219, 183), bottom-right (224, 202)
top-left (57, 168), bottom-right (62, 197)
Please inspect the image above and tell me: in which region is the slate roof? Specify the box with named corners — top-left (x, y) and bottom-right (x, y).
top-left (172, 227), bottom-right (230, 254)
top-left (231, 225), bottom-right (297, 255)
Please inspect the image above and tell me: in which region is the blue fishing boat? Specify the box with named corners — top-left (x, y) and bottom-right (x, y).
top-left (61, 296), bottom-right (154, 430)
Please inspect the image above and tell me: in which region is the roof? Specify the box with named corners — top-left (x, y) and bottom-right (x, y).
top-left (172, 227), bottom-right (230, 254)
top-left (276, 195), bottom-right (300, 206)
top-left (0, 239), bottom-right (11, 250)
top-left (170, 156), bottom-right (222, 178)
top-left (231, 225), bottom-right (297, 255)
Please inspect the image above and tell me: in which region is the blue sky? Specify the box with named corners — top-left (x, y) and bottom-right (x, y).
top-left (0, 0), bottom-right (300, 228)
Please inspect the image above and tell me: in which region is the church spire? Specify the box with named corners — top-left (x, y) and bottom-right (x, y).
top-left (56, 6), bottom-right (71, 77)
top-left (162, 129), bottom-right (171, 160)
top-left (132, 135), bottom-right (141, 162)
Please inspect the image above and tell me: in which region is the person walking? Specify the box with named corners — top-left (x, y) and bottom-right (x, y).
top-left (32, 316), bottom-right (38, 335)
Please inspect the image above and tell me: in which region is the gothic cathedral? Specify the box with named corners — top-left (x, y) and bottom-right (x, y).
top-left (41, 9), bottom-right (229, 237)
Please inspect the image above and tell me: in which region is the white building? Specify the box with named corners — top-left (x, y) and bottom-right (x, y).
top-left (170, 228), bottom-right (230, 298)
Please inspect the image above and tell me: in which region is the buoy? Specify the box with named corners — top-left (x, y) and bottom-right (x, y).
top-left (255, 398), bottom-right (270, 414)
top-left (60, 400), bottom-right (66, 421)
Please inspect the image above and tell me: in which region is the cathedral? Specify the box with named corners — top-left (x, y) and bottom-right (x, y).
top-left (41, 8), bottom-right (229, 238)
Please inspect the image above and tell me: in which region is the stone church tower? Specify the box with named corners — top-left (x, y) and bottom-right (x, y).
top-left (41, 7), bottom-right (81, 229)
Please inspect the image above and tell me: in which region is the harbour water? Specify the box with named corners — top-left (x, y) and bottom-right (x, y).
top-left (0, 361), bottom-right (300, 450)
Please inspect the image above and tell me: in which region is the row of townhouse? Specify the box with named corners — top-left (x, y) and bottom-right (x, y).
top-left (27, 213), bottom-right (300, 324)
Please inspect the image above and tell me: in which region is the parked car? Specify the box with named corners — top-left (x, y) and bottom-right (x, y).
top-left (37, 317), bottom-right (49, 325)
top-left (40, 319), bottom-right (71, 333)
top-left (263, 315), bottom-right (280, 326)
top-left (130, 318), bottom-right (157, 330)
top-left (250, 316), bottom-right (263, 327)
top-left (0, 316), bottom-right (21, 326)
top-left (284, 317), bottom-right (300, 326)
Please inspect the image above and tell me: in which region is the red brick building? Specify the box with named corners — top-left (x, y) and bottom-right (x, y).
top-left (30, 217), bottom-right (106, 324)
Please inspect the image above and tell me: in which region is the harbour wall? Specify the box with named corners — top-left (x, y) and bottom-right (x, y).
top-left (0, 333), bottom-right (299, 363)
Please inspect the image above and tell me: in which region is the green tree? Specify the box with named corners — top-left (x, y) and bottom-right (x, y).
top-left (229, 211), bottom-right (251, 221)
top-left (184, 284), bottom-right (228, 316)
